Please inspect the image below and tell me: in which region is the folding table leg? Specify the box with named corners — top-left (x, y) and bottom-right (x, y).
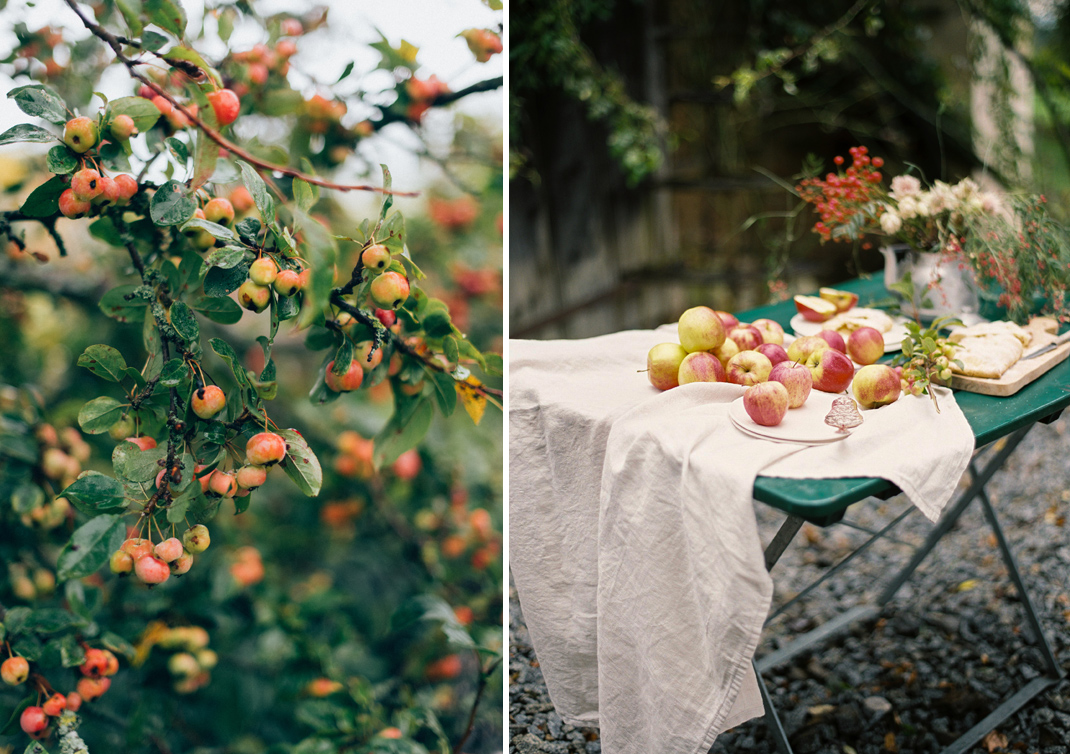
top-left (754, 659), bottom-right (792, 754)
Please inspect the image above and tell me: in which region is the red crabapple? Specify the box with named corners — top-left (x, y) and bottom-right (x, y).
top-left (354, 341), bottom-right (383, 371)
top-left (20, 706), bottom-right (47, 734)
top-left (361, 244), bottom-right (391, 272)
top-left (80, 648), bottom-right (108, 677)
top-left (42, 694), bottom-right (66, 716)
top-left (208, 470), bottom-right (238, 498)
top-left (191, 385), bottom-right (226, 419)
top-left (126, 435), bottom-right (157, 450)
top-left (63, 116), bottom-right (98, 153)
top-left (1, 656), bottom-right (29, 685)
top-left (109, 549), bottom-right (134, 574)
top-left (370, 271), bottom-right (410, 309)
top-left (114, 174), bottom-right (138, 204)
top-left (170, 550), bottom-right (193, 574)
top-left (71, 168), bottom-right (103, 201)
top-left (120, 538), bottom-right (154, 561)
top-left (246, 432), bottom-right (286, 465)
top-left (392, 449), bottom-right (422, 480)
top-left (65, 693), bottom-right (82, 711)
top-left (235, 465), bottom-right (267, 490)
top-left (155, 537), bottom-right (185, 563)
top-left (238, 280), bottom-right (271, 312)
top-left (183, 524), bottom-right (210, 553)
top-left (110, 114), bottom-right (137, 140)
top-left (249, 257), bottom-right (278, 285)
top-left (273, 269), bottom-right (302, 297)
top-left (92, 175), bottom-right (121, 207)
top-left (193, 464), bottom-right (211, 493)
top-left (204, 197), bottom-right (235, 226)
top-left (152, 96), bottom-right (173, 115)
top-left (207, 89), bottom-right (241, 126)
top-left (59, 188), bottom-right (91, 218)
top-left (374, 308), bottom-right (396, 327)
top-left (135, 555), bottom-right (171, 585)
top-left (76, 676), bottom-right (110, 700)
top-left (325, 360), bottom-right (363, 392)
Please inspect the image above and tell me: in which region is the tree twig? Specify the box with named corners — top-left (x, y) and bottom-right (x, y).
top-left (452, 653), bottom-right (502, 754)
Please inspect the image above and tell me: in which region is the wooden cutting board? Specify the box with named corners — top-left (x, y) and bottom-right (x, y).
top-left (949, 319), bottom-right (1070, 396)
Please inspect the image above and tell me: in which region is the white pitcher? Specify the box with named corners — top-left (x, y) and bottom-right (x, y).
top-left (880, 244), bottom-right (982, 323)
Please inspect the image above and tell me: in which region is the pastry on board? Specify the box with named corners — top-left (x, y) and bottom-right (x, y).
top-left (947, 321), bottom-right (1032, 379)
top-left (824, 308), bottom-right (895, 336)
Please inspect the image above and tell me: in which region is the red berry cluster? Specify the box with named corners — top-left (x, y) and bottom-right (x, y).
top-left (796, 146), bottom-right (885, 243)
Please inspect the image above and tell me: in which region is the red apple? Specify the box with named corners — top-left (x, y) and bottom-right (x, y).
top-left (678, 352), bottom-right (726, 384)
top-left (751, 318), bottom-right (785, 345)
top-left (712, 338), bottom-right (740, 367)
top-left (769, 361), bottom-right (813, 408)
top-left (728, 325), bottom-right (763, 352)
top-left (852, 364), bottom-right (902, 408)
top-left (847, 326), bottom-right (885, 366)
top-left (815, 329), bottom-right (847, 354)
top-left (743, 382), bottom-right (789, 427)
top-left (804, 348), bottom-right (855, 393)
top-left (756, 342), bottom-right (789, 367)
top-left (647, 343), bottom-right (688, 391)
top-left (819, 287), bottom-right (859, 313)
top-left (714, 310), bottom-right (739, 330)
top-left (786, 335), bottom-right (830, 364)
top-left (794, 295), bottom-right (838, 323)
top-left (726, 350), bottom-right (773, 386)
top-left (677, 307), bottom-right (726, 353)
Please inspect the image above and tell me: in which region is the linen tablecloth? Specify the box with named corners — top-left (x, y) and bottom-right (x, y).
top-left (510, 325), bottom-right (974, 754)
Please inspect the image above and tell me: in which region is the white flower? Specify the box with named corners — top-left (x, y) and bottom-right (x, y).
top-left (880, 209), bottom-right (903, 234)
top-left (981, 192), bottom-right (1003, 215)
top-left (890, 175), bottom-right (922, 199)
top-left (929, 181), bottom-right (953, 213)
top-left (952, 177), bottom-right (979, 202)
top-left (898, 196), bottom-right (918, 219)
top-left (914, 192), bottom-right (932, 217)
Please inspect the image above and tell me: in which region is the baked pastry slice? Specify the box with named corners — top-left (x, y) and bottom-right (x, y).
top-left (824, 308), bottom-right (895, 336)
top-left (948, 333), bottom-right (1023, 379)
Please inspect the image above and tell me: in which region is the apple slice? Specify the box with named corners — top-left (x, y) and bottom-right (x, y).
top-left (793, 295), bottom-right (837, 323)
top-left (819, 287), bottom-right (859, 313)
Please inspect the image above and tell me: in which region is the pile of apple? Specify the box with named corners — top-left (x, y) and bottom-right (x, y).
top-left (646, 304), bottom-right (902, 429)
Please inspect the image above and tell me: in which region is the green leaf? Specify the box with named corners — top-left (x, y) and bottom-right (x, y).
top-left (331, 338), bottom-right (354, 374)
top-left (191, 107), bottom-right (218, 188)
top-left (12, 482), bottom-right (44, 514)
top-left (165, 45), bottom-right (221, 86)
top-left (46, 145), bottom-right (78, 174)
top-left (238, 161), bottom-right (275, 223)
top-left (170, 301), bottom-right (199, 342)
top-left (191, 295), bottom-right (243, 324)
top-left (377, 163), bottom-right (393, 224)
top-left (483, 353), bottom-right (503, 377)
top-left (0, 123), bottom-right (55, 146)
top-left (109, 96), bottom-right (161, 133)
top-left (145, 0), bottom-right (187, 37)
top-left (4, 607), bottom-right (30, 635)
top-left (158, 357), bottom-right (188, 387)
top-left (423, 309), bottom-right (453, 339)
top-left (20, 175), bottom-right (67, 218)
top-left (141, 30), bottom-right (169, 51)
top-left (113, 443), bottom-right (166, 482)
top-left (40, 634), bottom-right (86, 669)
top-left (203, 262), bottom-right (250, 297)
top-left (99, 284), bottom-right (149, 322)
top-left (56, 514), bottom-right (126, 582)
top-left (336, 61), bottom-right (355, 83)
top-left (392, 594), bottom-right (476, 649)
top-left (7, 84), bottom-right (67, 125)
top-left (277, 428), bottom-right (322, 497)
top-left (99, 138), bottom-right (132, 173)
top-left (150, 180), bottom-right (197, 226)
top-left (89, 216), bottom-right (125, 246)
top-left (443, 335), bottom-right (459, 366)
top-left (184, 218), bottom-right (238, 244)
top-left (374, 398), bottom-right (433, 467)
top-left (78, 396), bottom-right (126, 434)
top-left (305, 326), bottom-right (338, 351)
top-left (116, 0), bottom-right (144, 35)
top-left (166, 136), bottom-right (189, 163)
top-left (236, 217), bottom-right (262, 245)
top-left (293, 178), bottom-right (316, 213)
top-left (1, 697), bottom-right (34, 737)
top-left (24, 608), bottom-right (87, 634)
top-left (379, 210), bottom-right (406, 255)
top-left (210, 337), bottom-right (249, 386)
top-left (77, 344), bottom-right (127, 382)
top-left (429, 371), bottom-right (457, 417)
top-left (60, 472), bottom-right (127, 513)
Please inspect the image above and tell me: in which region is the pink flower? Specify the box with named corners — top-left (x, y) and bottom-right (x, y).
top-left (890, 175), bottom-right (921, 200)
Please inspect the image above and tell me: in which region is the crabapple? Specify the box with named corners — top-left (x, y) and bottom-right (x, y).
top-left (168, 652), bottom-right (199, 676)
top-left (113, 174), bottom-right (138, 204)
top-left (126, 435), bottom-right (157, 450)
top-left (152, 95), bottom-right (173, 115)
top-left (109, 413), bottom-right (135, 440)
top-left (273, 269), bottom-right (302, 296)
top-left (110, 114), bottom-right (137, 140)
top-left (41, 447), bottom-right (69, 479)
top-left (281, 18), bottom-right (303, 35)
top-left (110, 549), bottom-right (134, 574)
top-left (120, 538), bottom-right (154, 560)
top-left (392, 449), bottom-right (421, 480)
top-left (65, 693), bottom-right (82, 711)
top-left (230, 185), bottom-right (254, 212)
top-left (76, 676), bottom-right (110, 700)
top-left (325, 360), bottom-right (364, 392)
top-left (71, 168), bottom-right (103, 201)
top-left (155, 537), bottom-right (185, 563)
top-left (238, 280), bottom-right (271, 312)
top-left (1, 656), bottom-right (29, 685)
top-left (370, 271), bottom-right (410, 309)
top-left (204, 197), bottom-right (235, 226)
top-left (135, 555), bottom-right (171, 585)
top-left (208, 470), bottom-right (238, 498)
top-left (235, 464), bottom-right (268, 490)
top-left (42, 694), bottom-right (66, 716)
top-left (193, 464), bottom-right (211, 493)
top-left (276, 39), bottom-right (297, 57)
top-left (192, 385), bottom-right (226, 419)
top-left (92, 175), bottom-right (121, 207)
top-left (63, 116), bottom-right (98, 153)
top-left (361, 244), bottom-right (391, 272)
top-left (20, 706), bottom-right (47, 734)
top-left (183, 524), bottom-right (210, 553)
top-left (207, 89), bottom-right (241, 126)
top-left (354, 341), bottom-right (383, 371)
top-left (246, 432), bottom-right (286, 465)
top-left (170, 550), bottom-right (193, 574)
top-left (58, 189), bottom-right (91, 218)
top-left (249, 256), bottom-right (278, 285)
top-left (197, 649), bottom-right (218, 669)
top-left (375, 308), bottom-right (396, 327)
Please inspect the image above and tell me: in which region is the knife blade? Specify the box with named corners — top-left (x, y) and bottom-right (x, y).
top-left (1022, 330), bottom-right (1070, 360)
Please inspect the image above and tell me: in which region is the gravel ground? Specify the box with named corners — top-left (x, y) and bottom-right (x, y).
top-left (509, 413), bottom-right (1070, 754)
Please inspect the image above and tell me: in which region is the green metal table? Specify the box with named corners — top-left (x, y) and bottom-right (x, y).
top-left (739, 278), bottom-right (1068, 754)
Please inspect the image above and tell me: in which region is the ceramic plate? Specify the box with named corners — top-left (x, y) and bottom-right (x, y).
top-left (790, 309), bottom-right (908, 353)
top-left (728, 390), bottom-right (855, 444)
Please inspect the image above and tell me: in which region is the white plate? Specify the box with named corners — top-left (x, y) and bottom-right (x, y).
top-left (790, 309), bottom-right (908, 354)
top-left (727, 390), bottom-right (855, 444)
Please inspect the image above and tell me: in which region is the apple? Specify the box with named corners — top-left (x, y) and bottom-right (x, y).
top-left (815, 329), bottom-right (847, 354)
top-left (726, 350), bottom-right (773, 386)
top-left (852, 364), bottom-right (902, 408)
top-left (769, 361), bottom-right (812, 408)
top-left (678, 352), bottom-right (726, 384)
top-left (786, 335), bottom-right (829, 364)
top-left (847, 326), bottom-right (885, 366)
top-left (728, 325), bottom-right (763, 352)
top-left (647, 343), bottom-right (688, 390)
top-left (756, 342), bottom-right (789, 367)
top-left (712, 337), bottom-right (739, 367)
top-left (743, 382), bottom-right (790, 427)
top-left (819, 287), bottom-right (859, 313)
top-left (794, 295), bottom-right (838, 323)
top-left (751, 318), bottom-right (785, 345)
top-left (678, 307), bottom-right (726, 353)
top-left (804, 348), bottom-right (855, 393)
top-left (714, 310), bottom-right (739, 330)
